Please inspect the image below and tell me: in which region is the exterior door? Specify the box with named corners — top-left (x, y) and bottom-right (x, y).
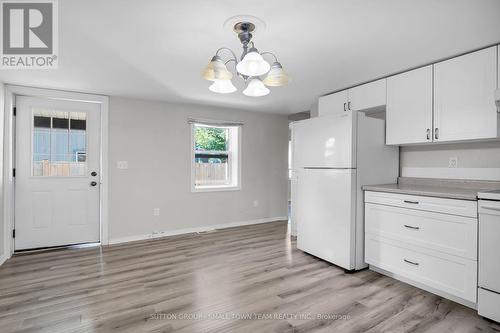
top-left (15, 96), bottom-right (101, 250)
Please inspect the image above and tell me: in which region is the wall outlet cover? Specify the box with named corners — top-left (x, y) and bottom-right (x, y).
top-left (117, 161), bottom-right (129, 169)
top-left (153, 208), bottom-right (160, 216)
top-left (449, 157), bottom-right (458, 168)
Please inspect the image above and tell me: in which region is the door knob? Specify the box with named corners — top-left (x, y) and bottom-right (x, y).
top-left (91, 171), bottom-right (97, 177)
top-left (90, 181), bottom-right (97, 187)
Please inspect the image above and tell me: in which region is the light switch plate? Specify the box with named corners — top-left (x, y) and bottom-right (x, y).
top-left (117, 161), bottom-right (128, 169)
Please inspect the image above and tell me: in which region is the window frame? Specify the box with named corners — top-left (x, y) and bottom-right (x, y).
top-left (190, 122), bottom-right (241, 192)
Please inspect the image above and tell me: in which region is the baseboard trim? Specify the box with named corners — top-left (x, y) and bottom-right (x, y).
top-left (108, 216), bottom-right (288, 245)
top-left (0, 254), bottom-right (7, 267)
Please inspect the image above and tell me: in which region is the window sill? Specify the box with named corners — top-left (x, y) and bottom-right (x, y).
top-left (192, 185), bottom-right (241, 193)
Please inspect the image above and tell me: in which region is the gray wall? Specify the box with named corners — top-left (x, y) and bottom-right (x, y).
top-left (108, 97), bottom-right (289, 241)
top-left (400, 142), bottom-right (500, 169)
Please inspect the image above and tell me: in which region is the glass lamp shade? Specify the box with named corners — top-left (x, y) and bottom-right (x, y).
top-left (236, 50), bottom-right (271, 77)
top-left (202, 56), bottom-right (233, 81)
top-left (243, 78), bottom-right (270, 97)
top-left (209, 79), bottom-right (237, 94)
top-left (263, 62), bottom-right (289, 86)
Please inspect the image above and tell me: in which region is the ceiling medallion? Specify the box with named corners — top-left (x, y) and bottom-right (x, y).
top-left (202, 21), bottom-right (289, 97)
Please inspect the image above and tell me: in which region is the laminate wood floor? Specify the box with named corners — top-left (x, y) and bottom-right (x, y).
top-left (1, 221), bottom-right (499, 333)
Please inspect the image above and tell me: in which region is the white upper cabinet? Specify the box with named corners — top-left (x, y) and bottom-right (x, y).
top-left (434, 46), bottom-right (498, 142)
top-left (348, 79), bottom-right (386, 112)
top-left (318, 90), bottom-right (348, 116)
top-left (386, 66), bottom-right (433, 145)
top-left (318, 79), bottom-right (387, 117)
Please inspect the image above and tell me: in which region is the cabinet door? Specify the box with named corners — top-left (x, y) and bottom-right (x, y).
top-left (386, 66), bottom-right (433, 145)
top-left (318, 90), bottom-right (348, 116)
top-left (434, 46), bottom-right (498, 142)
top-left (348, 79), bottom-right (386, 111)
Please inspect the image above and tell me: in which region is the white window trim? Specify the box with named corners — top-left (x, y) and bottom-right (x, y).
top-left (190, 123), bottom-right (241, 193)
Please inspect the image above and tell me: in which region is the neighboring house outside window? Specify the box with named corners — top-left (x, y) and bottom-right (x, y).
top-left (191, 121), bottom-right (241, 192)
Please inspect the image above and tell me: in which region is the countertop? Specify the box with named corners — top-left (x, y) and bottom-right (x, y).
top-left (362, 177), bottom-right (500, 201)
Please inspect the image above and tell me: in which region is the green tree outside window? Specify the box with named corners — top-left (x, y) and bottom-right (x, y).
top-left (195, 127), bottom-right (228, 151)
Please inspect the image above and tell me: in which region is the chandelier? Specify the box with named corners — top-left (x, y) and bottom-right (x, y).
top-left (202, 21), bottom-right (289, 97)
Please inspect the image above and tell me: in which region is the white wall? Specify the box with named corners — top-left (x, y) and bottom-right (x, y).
top-left (108, 97), bottom-right (289, 242)
top-left (400, 141), bottom-right (500, 180)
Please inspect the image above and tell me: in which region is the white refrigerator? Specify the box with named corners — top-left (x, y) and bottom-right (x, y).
top-left (291, 111), bottom-right (398, 271)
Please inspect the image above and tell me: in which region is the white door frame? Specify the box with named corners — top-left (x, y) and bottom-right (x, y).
top-left (3, 85), bottom-right (109, 257)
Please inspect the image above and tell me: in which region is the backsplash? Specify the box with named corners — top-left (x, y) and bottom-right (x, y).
top-left (400, 141), bottom-right (500, 180)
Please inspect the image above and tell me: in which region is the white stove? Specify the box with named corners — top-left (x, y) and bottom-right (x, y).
top-left (477, 189), bottom-right (500, 323)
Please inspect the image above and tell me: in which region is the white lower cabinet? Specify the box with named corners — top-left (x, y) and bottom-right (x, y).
top-left (365, 191), bottom-right (478, 306)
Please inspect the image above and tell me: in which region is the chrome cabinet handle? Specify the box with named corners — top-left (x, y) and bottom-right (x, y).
top-left (403, 200), bottom-right (419, 204)
top-left (404, 224), bottom-right (420, 230)
top-left (343, 102), bottom-right (346, 112)
top-left (348, 101), bottom-right (351, 110)
top-left (404, 259), bottom-right (419, 266)
top-left (434, 127), bottom-right (439, 140)
top-left (426, 128), bottom-right (430, 140)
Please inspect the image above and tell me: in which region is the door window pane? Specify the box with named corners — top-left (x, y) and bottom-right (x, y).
top-left (32, 110), bottom-right (87, 177)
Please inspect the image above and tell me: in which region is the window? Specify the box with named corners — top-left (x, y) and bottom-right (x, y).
top-left (191, 122), bottom-right (240, 191)
top-left (32, 109), bottom-right (87, 177)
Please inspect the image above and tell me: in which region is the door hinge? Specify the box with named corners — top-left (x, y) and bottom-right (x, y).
top-left (12, 229), bottom-right (15, 238)
top-left (13, 107), bottom-right (16, 116)
top-left (13, 168), bottom-right (16, 177)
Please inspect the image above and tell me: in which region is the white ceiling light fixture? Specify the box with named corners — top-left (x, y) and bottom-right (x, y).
top-left (263, 62), bottom-right (290, 87)
top-left (243, 78), bottom-right (270, 97)
top-left (236, 48), bottom-right (270, 77)
top-left (202, 21), bottom-right (289, 97)
top-left (209, 79), bottom-right (237, 94)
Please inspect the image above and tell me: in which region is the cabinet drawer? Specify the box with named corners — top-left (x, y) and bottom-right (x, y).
top-left (365, 203), bottom-right (477, 259)
top-left (365, 235), bottom-right (477, 303)
top-left (365, 191), bottom-right (477, 218)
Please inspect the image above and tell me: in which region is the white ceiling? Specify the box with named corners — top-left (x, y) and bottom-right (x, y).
top-left (1, 0), bottom-right (500, 114)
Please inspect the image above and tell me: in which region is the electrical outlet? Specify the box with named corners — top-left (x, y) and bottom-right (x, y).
top-left (253, 200), bottom-right (259, 208)
top-left (449, 157), bottom-right (458, 168)
top-left (117, 161), bottom-right (128, 169)
top-left (153, 208), bottom-right (160, 216)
